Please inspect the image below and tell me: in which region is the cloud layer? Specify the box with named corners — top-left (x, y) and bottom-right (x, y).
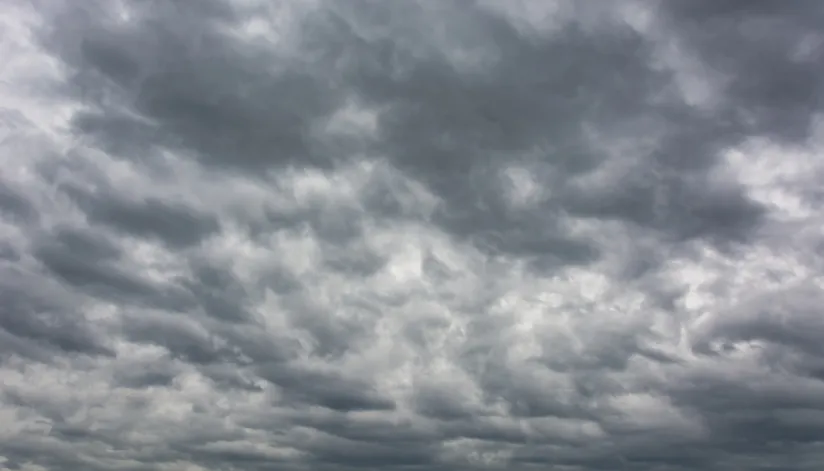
top-left (2, 1), bottom-right (824, 470)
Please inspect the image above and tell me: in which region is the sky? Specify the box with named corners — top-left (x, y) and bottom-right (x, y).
top-left (1, 0), bottom-right (824, 470)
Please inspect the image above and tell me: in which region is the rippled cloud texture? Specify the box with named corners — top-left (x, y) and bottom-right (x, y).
top-left (2, 1), bottom-right (824, 470)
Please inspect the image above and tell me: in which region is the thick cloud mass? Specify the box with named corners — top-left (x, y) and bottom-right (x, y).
top-left (2, 0), bottom-right (824, 469)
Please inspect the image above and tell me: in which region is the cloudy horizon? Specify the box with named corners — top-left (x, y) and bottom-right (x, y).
top-left (2, 0), bottom-right (824, 470)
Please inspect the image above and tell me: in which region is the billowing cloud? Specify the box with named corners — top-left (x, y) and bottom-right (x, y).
top-left (2, 0), bottom-right (824, 470)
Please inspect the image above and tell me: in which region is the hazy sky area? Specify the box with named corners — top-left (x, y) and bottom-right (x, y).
top-left (1, 0), bottom-right (824, 470)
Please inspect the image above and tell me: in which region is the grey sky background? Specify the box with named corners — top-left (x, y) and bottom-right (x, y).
top-left (1, 0), bottom-right (824, 470)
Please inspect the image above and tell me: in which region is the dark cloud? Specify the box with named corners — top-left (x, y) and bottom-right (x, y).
top-left (64, 183), bottom-right (220, 249)
top-left (32, 229), bottom-right (189, 311)
top-left (0, 182), bottom-right (37, 223)
top-left (1, 0), bottom-right (824, 470)
top-left (662, 0), bottom-right (824, 141)
top-left (48, 0), bottom-right (342, 172)
top-left (43, 0), bottom-right (770, 258)
top-left (0, 241), bottom-right (20, 262)
top-left (112, 354), bottom-right (180, 389)
top-left (258, 363), bottom-right (396, 412)
top-left (412, 384), bottom-right (476, 421)
top-left (0, 277), bottom-right (114, 361)
top-left (121, 312), bottom-right (237, 365)
top-left (182, 260), bottom-right (254, 322)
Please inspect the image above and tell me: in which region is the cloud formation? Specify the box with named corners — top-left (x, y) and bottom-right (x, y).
top-left (2, 0), bottom-right (824, 469)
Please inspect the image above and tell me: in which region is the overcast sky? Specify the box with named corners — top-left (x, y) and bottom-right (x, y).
top-left (2, 0), bottom-right (824, 470)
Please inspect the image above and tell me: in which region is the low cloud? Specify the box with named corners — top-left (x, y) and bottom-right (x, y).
top-left (2, 0), bottom-right (824, 470)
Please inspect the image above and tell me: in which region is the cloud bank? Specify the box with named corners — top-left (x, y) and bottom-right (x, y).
top-left (2, 0), bottom-right (824, 470)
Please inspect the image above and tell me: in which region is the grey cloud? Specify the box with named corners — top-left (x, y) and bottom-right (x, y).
top-left (280, 291), bottom-right (378, 360)
top-left (661, 0), bottom-right (824, 142)
top-left (32, 231), bottom-right (186, 310)
top-left (322, 246), bottom-right (386, 278)
top-left (723, 285), bottom-right (824, 356)
top-left (412, 384), bottom-right (477, 421)
top-left (182, 260), bottom-right (254, 323)
top-left (288, 411), bottom-right (437, 447)
top-left (0, 182), bottom-right (37, 224)
top-left (121, 312), bottom-right (237, 365)
top-left (294, 426), bottom-right (438, 468)
top-left (257, 203), bottom-right (384, 277)
top-left (256, 264), bottom-right (304, 295)
top-left (0, 265), bottom-right (113, 361)
top-left (216, 324), bottom-right (301, 364)
top-left (561, 168), bottom-right (767, 245)
top-left (0, 242), bottom-right (20, 262)
top-left (112, 355), bottom-right (180, 389)
top-left (324, 3), bottom-right (767, 250)
top-left (0, 292), bottom-right (113, 361)
top-left (258, 363), bottom-right (396, 412)
top-left (50, 0), bottom-right (341, 172)
top-left (65, 183), bottom-right (220, 249)
top-left (196, 362), bottom-right (264, 392)
top-left (2, 0), bottom-right (824, 470)
top-left (44, 0), bottom-right (767, 260)
top-left (46, 224), bottom-right (123, 260)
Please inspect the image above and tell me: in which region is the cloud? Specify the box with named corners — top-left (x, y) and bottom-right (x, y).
top-left (2, 0), bottom-right (824, 470)
top-left (66, 187), bottom-right (221, 249)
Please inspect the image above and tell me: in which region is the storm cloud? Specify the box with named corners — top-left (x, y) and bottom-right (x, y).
top-left (2, 0), bottom-right (824, 470)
